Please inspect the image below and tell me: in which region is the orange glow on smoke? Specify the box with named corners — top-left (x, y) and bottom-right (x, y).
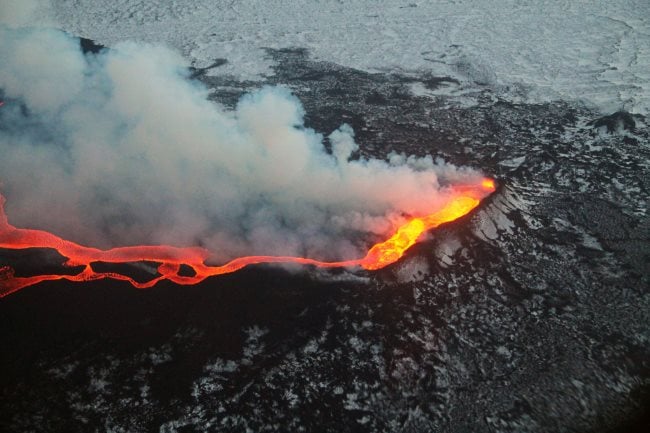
top-left (0, 178), bottom-right (495, 297)
top-left (482, 178), bottom-right (495, 190)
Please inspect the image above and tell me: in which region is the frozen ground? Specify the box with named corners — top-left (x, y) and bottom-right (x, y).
top-left (32, 0), bottom-right (650, 115)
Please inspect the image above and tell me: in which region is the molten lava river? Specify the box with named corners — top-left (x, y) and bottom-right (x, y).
top-left (0, 179), bottom-right (495, 297)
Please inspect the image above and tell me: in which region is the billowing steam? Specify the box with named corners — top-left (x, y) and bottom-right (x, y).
top-left (0, 25), bottom-right (483, 262)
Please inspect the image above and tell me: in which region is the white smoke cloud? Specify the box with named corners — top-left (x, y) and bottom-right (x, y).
top-left (0, 0), bottom-right (45, 28)
top-left (0, 26), bottom-right (484, 262)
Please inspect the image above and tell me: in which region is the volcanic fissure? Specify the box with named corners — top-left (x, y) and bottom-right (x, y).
top-left (0, 179), bottom-right (494, 296)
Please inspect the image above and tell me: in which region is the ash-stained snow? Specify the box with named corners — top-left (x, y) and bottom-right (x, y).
top-left (33, 0), bottom-right (650, 115)
top-left (393, 256), bottom-right (430, 282)
top-left (473, 188), bottom-right (518, 242)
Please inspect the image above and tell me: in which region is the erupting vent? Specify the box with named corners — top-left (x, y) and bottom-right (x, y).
top-left (0, 179), bottom-right (494, 296)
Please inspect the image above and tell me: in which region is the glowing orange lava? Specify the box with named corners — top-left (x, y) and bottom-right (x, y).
top-left (0, 179), bottom-right (495, 297)
top-left (482, 178), bottom-right (495, 190)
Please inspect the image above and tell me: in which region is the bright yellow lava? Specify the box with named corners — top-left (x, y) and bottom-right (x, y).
top-left (482, 178), bottom-right (495, 190)
top-left (360, 195), bottom-right (480, 270)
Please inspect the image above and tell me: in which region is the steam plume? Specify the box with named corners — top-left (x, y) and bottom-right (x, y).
top-left (0, 26), bottom-right (484, 262)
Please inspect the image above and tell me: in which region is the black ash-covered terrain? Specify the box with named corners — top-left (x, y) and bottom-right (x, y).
top-left (1, 46), bottom-right (649, 433)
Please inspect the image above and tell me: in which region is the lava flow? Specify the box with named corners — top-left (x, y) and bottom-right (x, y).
top-left (0, 179), bottom-right (495, 297)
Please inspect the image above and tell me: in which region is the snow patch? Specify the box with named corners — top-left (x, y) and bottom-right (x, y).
top-left (394, 256), bottom-right (430, 282)
top-left (36, 0), bottom-right (650, 114)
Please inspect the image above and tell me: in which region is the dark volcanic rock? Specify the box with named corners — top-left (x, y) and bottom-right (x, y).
top-left (189, 59), bottom-right (228, 79)
top-left (78, 36), bottom-right (105, 54)
top-left (588, 110), bottom-right (643, 133)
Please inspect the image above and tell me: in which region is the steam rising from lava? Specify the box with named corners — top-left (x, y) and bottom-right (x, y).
top-left (0, 25), bottom-right (488, 264)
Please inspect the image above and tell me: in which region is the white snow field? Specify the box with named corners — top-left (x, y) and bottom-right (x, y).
top-left (30, 0), bottom-right (650, 114)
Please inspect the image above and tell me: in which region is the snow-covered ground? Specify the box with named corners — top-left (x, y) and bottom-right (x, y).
top-left (29, 0), bottom-right (650, 115)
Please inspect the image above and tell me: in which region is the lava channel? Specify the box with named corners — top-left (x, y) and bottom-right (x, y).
top-left (0, 179), bottom-right (495, 297)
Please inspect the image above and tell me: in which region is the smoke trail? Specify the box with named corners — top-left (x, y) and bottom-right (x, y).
top-left (0, 25), bottom-right (484, 263)
top-left (0, 0), bottom-right (49, 29)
